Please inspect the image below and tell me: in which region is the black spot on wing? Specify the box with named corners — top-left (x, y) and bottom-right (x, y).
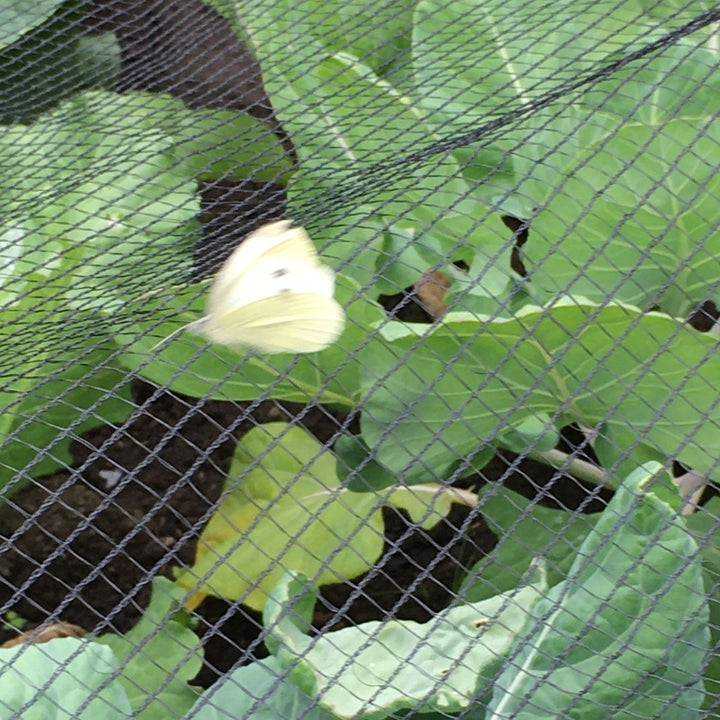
top-left (270, 265), bottom-right (292, 293)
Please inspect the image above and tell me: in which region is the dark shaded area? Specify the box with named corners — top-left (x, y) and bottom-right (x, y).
top-left (82, 0), bottom-right (273, 119)
top-left (688, 299), bottom-right (720, 332)
top-left (194, 179), bottom-right (288, 278)
top-left (502, 214), bottom-right (530, 278)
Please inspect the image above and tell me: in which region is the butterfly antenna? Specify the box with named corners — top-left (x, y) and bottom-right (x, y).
top-left (148, 317), bottom-right (206, 353)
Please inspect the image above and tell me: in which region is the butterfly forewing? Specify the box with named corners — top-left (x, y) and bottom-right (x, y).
top-left (207, 220), bottom-right (319, 309)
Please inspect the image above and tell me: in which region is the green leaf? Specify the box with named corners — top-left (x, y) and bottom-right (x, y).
top-left (460, 484), bottom-right (600, 602)
top-left (97, 92), bottom-right (293, 184)
top-left (411, 0), bottom-right (661, 201)
top-left (236, 5), bottom-right (514, 300)
top-left (0, 310), bottom-right (134, 495)
top-left (487, 463), bottom-right (709, 719)
top-left (239, 4), bottom-right (423, 170)
top-left (412, 0), bottom-right (659, 127)
top-left (0, 0), bottom-right (68, 49)
top-left (73, 33), bottom-right (122, 91)
top-left (525, 117), bottom-right (720, 315)
top-left (360, 299), bottom-right (720, 482)
top-left (685, 496), bottom-right (720, 710)
top-left (0, 90), bottom-right (202, 313)
top-left (497, 414), bottom-right (560, 455)
top-left (333, 435), bottom-right (399, 492)
top-left (635, 1), bottom-right (718, 33)
top-left (262, 51), bottom-right (425, 172)
top-left (264, 571), bottom-right (545, 718)
top-left (0, 1), bottom-right (110, 123)
top-left (592, 423), bottom-right (668, 486)
top-left (175, 423), bottom-right (463, 611)
top-left (581, 42), bottom-right (720, 124)
top-left (98, 578), bottom-right (202, 720)
top-left (248, 0), bottom-right (414, 80)
top-left (174, 108), bottom-right (292, 183)
top-left (0, 637), bottom-right (132, 718)
top-left (184, 656), bottom-right (337, 720)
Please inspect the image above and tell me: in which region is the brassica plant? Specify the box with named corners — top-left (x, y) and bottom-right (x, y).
top-left (4, 465), bottom-right (706, 719)
top-left (117, 0), bottom-right (720, 703)
top-left (2, 0), bottom-right (719, 713)
top-left (182, 465), bottom-right (709, 719)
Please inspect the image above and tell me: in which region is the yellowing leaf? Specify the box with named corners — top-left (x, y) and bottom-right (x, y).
top-left (176, 423), bottom-right (472, 611)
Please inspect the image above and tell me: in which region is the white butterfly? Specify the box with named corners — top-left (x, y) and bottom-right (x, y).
top-left (190, 219), bottom-right (345, 353)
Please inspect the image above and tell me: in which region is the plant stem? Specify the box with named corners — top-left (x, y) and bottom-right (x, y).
top-left (524, 447), bottom-right (611, 488)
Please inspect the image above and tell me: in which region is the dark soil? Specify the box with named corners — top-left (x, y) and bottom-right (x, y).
top-left (0, 0), bottom-right (614, 688)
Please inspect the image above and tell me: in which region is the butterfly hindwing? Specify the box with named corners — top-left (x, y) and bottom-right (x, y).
top-left (203, 293), bottom-right (345, 353)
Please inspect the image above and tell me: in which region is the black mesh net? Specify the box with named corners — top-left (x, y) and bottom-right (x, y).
top-left (0, 0), bottom-right (719, 718)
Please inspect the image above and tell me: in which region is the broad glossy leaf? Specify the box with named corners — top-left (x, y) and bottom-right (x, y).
top-left (176, 423), bottom-right (463, 611)
top-left (184, 657), bottom-right (336, 720)
top-left (460, 484), bottom-right (599, 601)
top-left (0, 0), bottom-right (68, 48)
top-left (0, 299), bottom-right (133, 494)
top-left (0, 90), bottom-right (202, 313)
top-left (412, 0), bottom-right (660, 201)
top-left (0, 0), bottom-right (90, 122)
top-left (264, 572), bottom-right (544, 718)
top-left (238, 1), bottom-right (426, 173)
top-left (636, 0), bottom-right (717, 28)
top-left (413, 0), bottom-right (659, 123)
top-left (360, 299), bottom-right (720, 482)
top-left (487, 463), bottom-right (709, 719)
top-left (333, 435), bottom-right (398, 492)
top-left (260, 0), bottom-right (414, 80)
top-left (526, 118), bottom-right (720, 314)
top-left (592, 422), bottom-right (668, 486)
top-left (496, 414), bottom-right (560, 455)
top-left (685, 496), bottom-right (720, 710)
top-left (249, 45), bottom-right (425, 172)
top-left (0, 637), bottom-right (131, 717)
top-left (238, 5), bottom-right (508, 297)
top-left (88, 92), bottom-right (292, 184)
top-left (581, 42), bottom-right (720, 123)
top-left (99, 578), bottom-right (202, 720)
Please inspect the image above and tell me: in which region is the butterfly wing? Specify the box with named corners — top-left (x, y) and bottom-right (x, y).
top-left (199, 220), bottom-right (345, 353)
top-left (207, 220), bottom-right (323, 313)
top-left (203, 293), bottom-right (345, 353)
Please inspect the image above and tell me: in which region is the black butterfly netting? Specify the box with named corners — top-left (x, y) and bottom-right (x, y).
top-left (0, 1), bottom-right (719, 718)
